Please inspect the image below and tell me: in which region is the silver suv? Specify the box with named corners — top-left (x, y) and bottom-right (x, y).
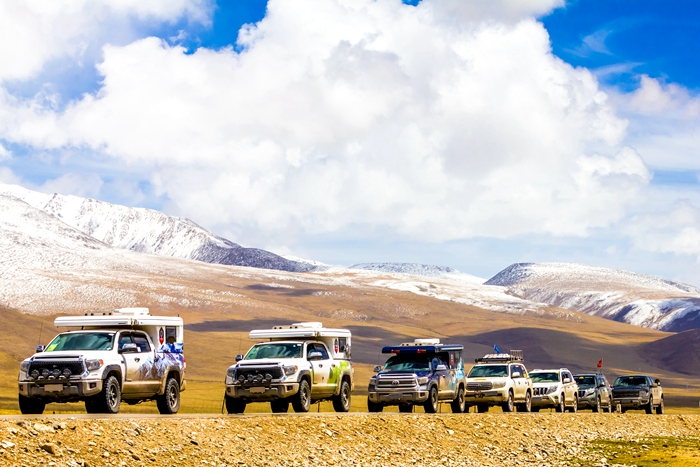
top-left (529, 368), bottom-right (578, 412)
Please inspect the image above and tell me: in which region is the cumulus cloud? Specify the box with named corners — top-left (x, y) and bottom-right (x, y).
top-left (626, 201), bottom-right (700, 261)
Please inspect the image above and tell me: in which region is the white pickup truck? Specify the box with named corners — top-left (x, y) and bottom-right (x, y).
top-left (224, 322), bottom-right (354, 413)
top-left (18, 308), bottom-right (186, 414)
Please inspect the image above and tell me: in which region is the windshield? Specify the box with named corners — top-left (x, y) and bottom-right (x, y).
top-left (245, 343), bottom-right (303, 360)
top-left (45, 332), bottom-right (114, 352)
top-left (468, 365), bottom-right (508, 378)
top-left (575, 375), bottom-right (595, 387)
top-left (530, 372), bottom-right (559, 383)
top-left (382, 355), bottom-right (430, 372)
top-left (613, 376), bottom-right (648, 387)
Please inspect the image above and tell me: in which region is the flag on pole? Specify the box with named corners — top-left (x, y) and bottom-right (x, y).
top-left (597, 358), bottom-right (603, 368)
top-left (494, 345), bottom-right (501, 354)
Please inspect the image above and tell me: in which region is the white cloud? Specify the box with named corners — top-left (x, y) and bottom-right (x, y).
top-left (0, 142), bottom-right (10, 160)
top-left (0, 166), bottom-right (21, 185)
top-left (37, 172), bottom-right (104, 199)
top-left (626, 201), bottom-right (700, 261)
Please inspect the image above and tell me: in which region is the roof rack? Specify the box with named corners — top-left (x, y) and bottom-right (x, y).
top-left (475, 350), bottom-right (523, 363)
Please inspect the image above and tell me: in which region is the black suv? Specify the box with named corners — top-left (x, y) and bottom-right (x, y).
top-left (574, 373), bottom-right (613, 412)
top-left (611, 375), bottom-right (664, 414)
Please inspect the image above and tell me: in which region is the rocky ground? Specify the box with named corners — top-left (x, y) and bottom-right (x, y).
top-left (0, 413), bottom-right (698, 467)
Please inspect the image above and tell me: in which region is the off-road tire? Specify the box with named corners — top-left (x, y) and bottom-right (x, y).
top-left (516, 391), bottom-right (532, 412)
top-left (92, 375), bottom-right (121, 414)
top-left (18, 394), bottom-right (45, 415)
top-left (656, 397), bottom-right (664, 415)
top-left (592, 396), bottom-right (601, 413)
top-left (606, 396), bottom-right (613, 413)
top-left (645, 397), bottom-right (654, 414)
top-left (367, 398), bottom-right (383, 412)
top-left (332, 379), bottom-right (351, 413)
top-left (224, 394), bottom-right (246, 414)
top-left (423, 386), bottom-right (439, 413)
top-left (398, 404), bottom-right (413, 413)
top-left (502, 391), bottom-right (515, 413)
top-left (292, 379), bottom-right (311, 413)
top-left (555, 394), bottom-right (565, 413)
top-left (156, 377), bottom-right (180, 414)
top-left (451, 386), bottom-right (465, 413)
top-left (477, 404), bottom-right (489, 413)
top-left (567, 396), bottom-right (577, 413)
top-left (270, 399), bottom-right (290, 413)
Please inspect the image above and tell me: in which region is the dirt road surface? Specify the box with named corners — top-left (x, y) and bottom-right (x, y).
top-left (1, 413), bottom-right (699, 466)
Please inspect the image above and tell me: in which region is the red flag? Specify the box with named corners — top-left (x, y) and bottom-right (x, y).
top-left (597, 358), bottom-right (603, 368)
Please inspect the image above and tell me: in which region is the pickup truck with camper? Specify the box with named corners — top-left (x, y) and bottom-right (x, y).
top-left (611, 374), bottom-right (664, 414)
top-left (224, 322), bottom-right (353, 413)
top-left (464, 350), bottom-right (532, 412)
top-left (18, 308), bottom-right (186, 415)
top-left (529, 368), bottom-right (578, 412)
top-left (574, 373), bottom-right (613, 412)
top-left (367, 339), bottom-right (466, 413)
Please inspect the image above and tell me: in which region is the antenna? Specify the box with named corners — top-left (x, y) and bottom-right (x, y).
top-left (38, 321), bottom-right (43, 347)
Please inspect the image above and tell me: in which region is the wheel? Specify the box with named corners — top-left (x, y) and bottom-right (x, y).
top-left (592, 396), bottom-right (601, 413)
top-left (555, 394), bottom-right (565, 413)
top-left (18, 394), bottom-right (45, 415)
top-left (451, 386), bottom-right (465, 413)
top-left (477, 404), bottom-right (489, 413)
top-left (567, 396), bottom-right (577, 413)
top-left (645, 397), bottom-right (654, 414)
top-left (656, 397), bottom-right (664, 415)
top-left (292, 379), bottom-right (311, 413)
top-left (516, 391), bottom-right (531, 412)
top-left (156, 377), bottom-right (180, 414)
top-left (332, 379), bottom-right (351, 413)
top-left (224, 394), bottom-right (246, 414)
top-left (270, 399), bottom-right (290, 413)
top-left (502, 391), bottom-right (514, 413)
top-left (367, 398), bottom-right (383, 413)
top-left (606, 397), bottom-right (613, 413)
top-left (398, 404), bottom-right (413, 413)
top-left (92, 375), bottom-right (121, 414)
top-left (423, 386), bottom-right (439, 413)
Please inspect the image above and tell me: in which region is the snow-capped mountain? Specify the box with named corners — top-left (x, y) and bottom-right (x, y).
top-left (0, 183), bottom-right (314, 272)
top-left (486, 263), bottom-right (700, 331)
top-left (350, 262), bottom-right (484, 284)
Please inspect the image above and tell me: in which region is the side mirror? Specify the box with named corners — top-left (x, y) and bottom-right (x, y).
top-left (119, 343), bottom-right (138, 353)
top-left (36, 345), bottom-right (45, 353)
top-left (373, 365), bottom-right (382, 372)
top-left (563, 377), bottom-right (571, 383)
top-left (435, 364), bottom-right (448, 372)
top-left (307, 351), bottom-right (322, 361)
top-left (654, 379), bottom-right (661, 386)
top-left (235, 354), bottom-right (244, 362)
top-left (512, 372), bottom-right (521, 379)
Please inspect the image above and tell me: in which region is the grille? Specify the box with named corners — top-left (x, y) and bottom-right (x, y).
top-left (236, 366), bottom-right (283, 385)
top-left (376, 375), bottom-right (416, 390)
top-left (577, 390), bottom-right (587, 398)
top-left (613, 389), bottom-right (641, 398)
top-left (467, 381), bottom-right (493, 391)
top-left (533, 387), bottom-right (550, 396)
top-left (28, 358), bottom-right (85, 380)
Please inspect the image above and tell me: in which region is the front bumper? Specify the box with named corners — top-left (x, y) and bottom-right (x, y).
top-left (465, 388), bottom-right (509, 404)
top-left (367, 389), bottom-right (429, 405)
top-left (531, 393), bottom-right (560, 407)
top-left (18, 379), bottom-right (103, 402)
top-left (613, 397), bottom-right (650, 408)
top-left (577, 393), bottom-right (598, 409)
top-left (225, 382), bottom-right (300, 401)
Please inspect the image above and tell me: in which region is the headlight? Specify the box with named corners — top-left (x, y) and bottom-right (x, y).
top-left (492, 381), bottom-right (506, 389)
top-left (226, 367), bottom-right (236, 377)
top-left (584, 388), bottom-right (595, 396)
top-left (639, 390), bottom-right (648, 397)
top-left (369, 377), bottom-right (377, 385)
top-left (417, 377), bottom-right (429, 385)
top-left (284, 365), bottom-right (298, 376)
top-left (547, 385), bottom-right (558, 394)
top-left (86, 359), bottom-right (103, 371)
top-left (20, 361), bottom-right (29, 372)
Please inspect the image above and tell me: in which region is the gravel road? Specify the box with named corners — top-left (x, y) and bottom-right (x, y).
top-left (0, 413), bottom-right (698, 466)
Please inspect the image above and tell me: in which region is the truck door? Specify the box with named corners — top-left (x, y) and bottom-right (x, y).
top-left (131, 332), bottom-right (161, 393)
top-left (307, 343), bottom-right (332, 396)
top-left (510, 364), bottom-right (524, 400)
top-left (119, 332), bottom-right (144, 395)
top-left (563, 371), bottom-right (575, 403)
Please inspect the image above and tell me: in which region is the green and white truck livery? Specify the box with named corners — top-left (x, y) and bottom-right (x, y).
top-left (224, 322), bottom-right (353, 413)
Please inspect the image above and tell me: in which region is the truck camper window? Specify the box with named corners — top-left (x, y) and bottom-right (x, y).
top-left (132, 333), bottom-right (151, 352)
top-left (338, 337), bottom-right (350, 359)
top-left (46, 332), bottom-right (114, 352)
top-left (166, 327), bottom-right (177, 344)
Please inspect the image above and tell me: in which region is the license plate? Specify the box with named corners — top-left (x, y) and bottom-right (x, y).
top-left (249, 387), bottom-right (266, 394)
top-left (44, 384), bottom-right (63, 392)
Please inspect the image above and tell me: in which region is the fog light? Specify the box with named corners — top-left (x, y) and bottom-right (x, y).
top-left (265, 373), bottom-right (272, 381)
top-left (237, 375), bottom-right (245, 382)
top-left (41, 369), bottom-right (49, 377)
top-left (63, 368), bottom-right (72, 377)
top-left (31, 370), bottom-right (40, 379)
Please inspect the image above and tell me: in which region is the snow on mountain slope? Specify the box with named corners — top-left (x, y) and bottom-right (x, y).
top-left (485, 262), bottom-right (700, 331)
top-left (0, 183), bottom-right (314, 272)
top-left (350, 262), bottom-right (484, 284)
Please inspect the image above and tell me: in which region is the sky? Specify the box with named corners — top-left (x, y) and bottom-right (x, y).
top-left (0, 0), bottom-right (700, 284)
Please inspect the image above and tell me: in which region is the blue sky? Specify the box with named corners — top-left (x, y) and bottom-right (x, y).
top-left (1, 0), bottom-right (700, 283)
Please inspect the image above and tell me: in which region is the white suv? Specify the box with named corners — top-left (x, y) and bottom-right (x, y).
top-left (529, 368), bottom-right (578, 412)
top-left (465, 351), bottom-right (533, 413)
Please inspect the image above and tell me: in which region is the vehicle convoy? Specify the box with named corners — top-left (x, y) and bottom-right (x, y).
top-left (529, 368), bottom-right (578, 412)
top-left (611, 374), bottom-right (664, 414)
top-left (224, 322), bottom-right (353, 413)
top-left (465, 350), bottom-right (532, 413)
top-left (367, 339), bottom-right (466, 413)
top-left (574, 373), bottom-right (613, 412)
top-left (18, 308), bottom-right (186, 415)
